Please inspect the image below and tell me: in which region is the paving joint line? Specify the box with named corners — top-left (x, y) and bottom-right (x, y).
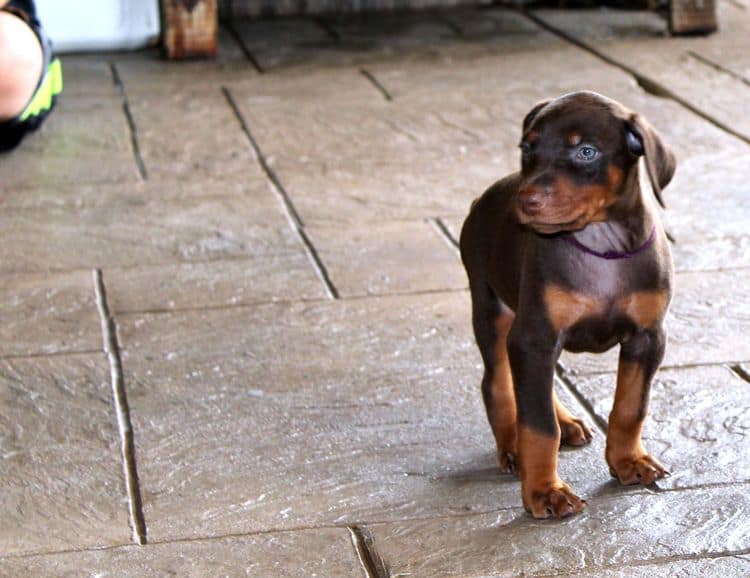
top-left (429, 217), bottom-right (460, 253)
top-left (519, 9), bottom-right (750, 148)
top-left (555, 363), bottom-right (609, 435)
top-left (360, 69), bottom-right (393, 101)
top-left (349, 526), bottom-right (388, 578)
top-left (730, 363), bottom-right (750, 384)
top-left (109, 63), bottom-right (148, 180)
top-left (687, 50), bottom-right (750, 88)
top-left (221, 86), bottom-right (340, 299)
top-left (93, 269), bottom-right (148, 545)
top-left (223, 22), bottom-right (264, 73)
top-left (0, 348), bottom-right (102, 361)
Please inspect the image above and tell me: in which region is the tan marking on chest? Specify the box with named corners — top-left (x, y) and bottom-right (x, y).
top-left (617, 290), bottom-right (669, 329)
top-left (543, 284), bottom-right (602, 332)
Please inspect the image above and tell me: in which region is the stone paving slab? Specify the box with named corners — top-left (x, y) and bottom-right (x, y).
top-left (564, 364), bottom-right (750, 489)
top-left (304, 220), bottom-right (465, 297)
top-left (0, 96), bottom-right (138, 191)
top-left (228, 8), bottom-right (564, 72)
top-left (560, 269), bottom-right (750, 374)
top-left (104, 254), bottom-right (327, 314)
top-left (0, 355), bottom-right (131, 555)
top-left (0, 527), bottom-right (363, 577)
top-left (49, 57), bottom-right (119, 99)
top-left (0, 176), bottom-right (274, 210)
top-left (232, 25), bottom-right (750, 236)
top-left (128, 89), bottom-right (258, 182)
top-left (366, 485), bottom-right (750, 577)
top-left (0, 271), bottom-right (100, 358)
top-left (0, 185), bottom-right (300, 275)
top-left (116, 294), bottom-right (614, 542)
top-left (559, 555), bottom-right (750, 578)
top-left (531, 4), bottom-right (750, 141)
top-left (110, 28), bottom-right (253, 96)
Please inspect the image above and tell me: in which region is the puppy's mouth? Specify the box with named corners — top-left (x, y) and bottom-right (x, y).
top-left (519, 212), bottom-right (589, 235)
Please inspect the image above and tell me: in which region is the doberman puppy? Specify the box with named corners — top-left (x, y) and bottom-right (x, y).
top-left (460, 91), bottom-right (676, 518)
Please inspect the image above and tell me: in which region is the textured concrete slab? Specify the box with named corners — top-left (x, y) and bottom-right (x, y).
top-left (367, 486), bottom-right (750, 577)
top-left (104, 253), bottom-right (327, 313)
top-left (233, 89), bottom-right (518, 224)
top-left (0, 176), bottom-right (271, 210)
top-left (0, 187), bottom-right (299, 274)
top-left (0, 355), bottom-right (131, 555)
top-left (563, 365), bottom-right (750, 489)
top-left (0, 528), bottom-right (363, 577)
top-left (561, 556), bottom-right (750, 578)
top-left (52, 56), bottom-right (120, 98)
top-left (110, 28), bottom-right (253, 96)
top-left (0, 96), bottom-right (138, 191)
top-left (117, 294), bottom-right (611, 542)
top-left (531, 4), bottom-right (750, 141)
top-left (0, 271), bottom-right (100, 357)
top-left (129, 89), bottom-right (257, 181)
top-left (305, 220), bottom-right (465, 297)
top-left (229, 17), bottom-right (336, 71)
top-left (3, 6), bottom-right (750, 574)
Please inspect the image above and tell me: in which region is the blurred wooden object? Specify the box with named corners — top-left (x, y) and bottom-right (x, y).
top-left (161, 0), bottom-right (218, 59)
top-left (670, 0), bottom-right (718, 34)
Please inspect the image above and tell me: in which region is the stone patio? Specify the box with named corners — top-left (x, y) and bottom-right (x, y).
top-left (2, 2), bottom-right (750, 576)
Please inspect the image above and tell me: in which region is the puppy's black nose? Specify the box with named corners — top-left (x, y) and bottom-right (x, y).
top-left (518, 187), bottom-right (545, 216)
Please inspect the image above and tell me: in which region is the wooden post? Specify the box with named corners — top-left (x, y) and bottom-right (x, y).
top-left (669, 0), bottom-right (718, 35)
top-left (161, 0), bottom-right (218, 59)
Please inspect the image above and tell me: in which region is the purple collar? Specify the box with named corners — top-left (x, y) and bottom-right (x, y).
top-left (562, 226), bottom-right (656, 260)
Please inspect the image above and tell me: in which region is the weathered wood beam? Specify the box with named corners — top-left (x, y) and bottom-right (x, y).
top-left (161, 0), bottom-right (218, 59)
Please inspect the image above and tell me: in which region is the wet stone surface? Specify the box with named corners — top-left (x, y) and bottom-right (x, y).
top-left (563, 365), bottom-right (750, 489)
top-left (0, 355), bottom-right (131, 555)
top-left (116, 295), bottom-right (613, 542)
top-left (3, 4), bottom-right (750, 575)
top-left (0, 528), bottom-right (363, 577)
top-left (368, 486), bottom-right (750, 577)
top-left (0, 271), bottom-right (100, 357)
top-left (304, 220), bottom-right (465, 297)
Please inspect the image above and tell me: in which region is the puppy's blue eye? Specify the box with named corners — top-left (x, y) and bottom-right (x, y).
top-left (576, 145), bottom-right (599, 162)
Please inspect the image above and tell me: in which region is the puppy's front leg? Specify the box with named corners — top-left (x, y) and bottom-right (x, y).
top-left (507, 326), bottom-right (586, 519)
top-left (607, 327), bottom-right (668, 485)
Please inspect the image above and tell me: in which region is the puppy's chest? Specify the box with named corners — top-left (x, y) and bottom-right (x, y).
top-left (543, 283), bottom-right (668, 353)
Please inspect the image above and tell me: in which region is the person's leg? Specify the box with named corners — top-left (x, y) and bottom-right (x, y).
top-left (0, 0), bottom-right (62, 152)
top-left (0, 8), bottom-right (43, 121)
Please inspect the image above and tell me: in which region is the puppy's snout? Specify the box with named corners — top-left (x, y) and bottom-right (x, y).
top-left (518, 184), bottom-right (552, 216)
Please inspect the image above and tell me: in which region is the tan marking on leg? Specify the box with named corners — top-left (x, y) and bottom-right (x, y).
top-left (518, 425), bottom-right (585, 518)
top-left (489, 309), bottom-right (517, 473)
top-left (543, 284), bottom-right (600, 333)
top-left (607, 360), bottom-right (667, 485)
top-left (618, 290), bottom-right (669, 329)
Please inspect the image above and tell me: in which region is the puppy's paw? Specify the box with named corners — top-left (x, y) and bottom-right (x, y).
top-left (498, 448), bottom-right (518, 475)
top-left (559, 416), bottom-right (593, 447)
top-left (522, 480), bottom-right (586, 519)
top-left (608, 454), bottom-right (669, 486)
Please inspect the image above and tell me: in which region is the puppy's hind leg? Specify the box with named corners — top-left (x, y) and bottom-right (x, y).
top-left (554, 389), bottom-right (593, 447)
top-left (471, 283), bottom-right (518, 474)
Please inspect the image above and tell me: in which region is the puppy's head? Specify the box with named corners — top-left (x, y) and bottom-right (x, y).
top-left (515, 91), bottom-right (675, 234)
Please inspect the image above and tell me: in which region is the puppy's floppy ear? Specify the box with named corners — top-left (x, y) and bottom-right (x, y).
top-left (626, 114), bottom-right (676, 209)
top-left (522, 99), bottom-right (552, 133)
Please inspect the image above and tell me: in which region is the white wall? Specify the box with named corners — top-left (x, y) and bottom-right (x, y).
top-left (36, 0), bottom-right (160, 52)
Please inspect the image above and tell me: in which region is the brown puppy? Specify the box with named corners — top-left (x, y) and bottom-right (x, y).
top-left (460, 91), bottom-right (676, 519)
